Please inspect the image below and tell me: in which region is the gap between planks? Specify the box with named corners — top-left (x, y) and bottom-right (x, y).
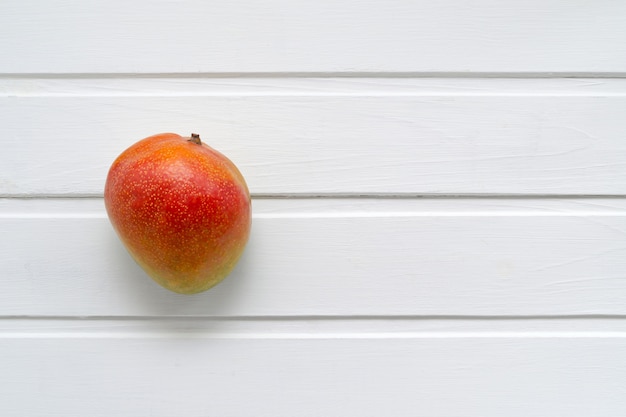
top-left (2, 193), bottom-right (626, 199)
top-left (3, 76), bottom-right (626, 98)
top-left (2, 316), bottom-right (626, 339)
top-left (2, 72), bottom-right (626, 79)
top-left (2, 196), bottom-right (626, 219)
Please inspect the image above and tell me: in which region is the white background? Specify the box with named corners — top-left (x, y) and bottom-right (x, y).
top-left (2, 1), bottom-right (626, 415)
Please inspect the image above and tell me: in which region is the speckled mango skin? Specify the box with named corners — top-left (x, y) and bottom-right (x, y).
top-left (104, 133), bottom-right (251, 294)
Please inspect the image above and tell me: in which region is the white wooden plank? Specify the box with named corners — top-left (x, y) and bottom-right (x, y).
top-left (2, 78), bottom-right (626, 196)
top-left (1, 198), bottom-right (625, 317)
top-left (1, 334), bottom-right (625, 416)
top-left (5, 317), bottom-right (626, 335)
top-left (2, 0), bottom-right (625, 74)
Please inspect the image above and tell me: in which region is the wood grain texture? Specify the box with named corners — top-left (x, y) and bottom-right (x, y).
top-left (2, 78), bottom-right (626, 196)
top-left (1, 0), bottom-right (625, 74)
top-left (2, 198), bottom-right (625, 317)
top-left (1, 333), bottom-right (625, 417)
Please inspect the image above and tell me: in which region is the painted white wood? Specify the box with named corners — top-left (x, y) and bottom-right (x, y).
top-left (2, 0), bottom-right (624, 414)
top-left (1, 333), bottom-right (625, 416)
top-left (6, 317), bottom-right (626, 335)
top-left (2, 78), bottom-right (626, 196)
top-left (1, 198), bottom-right (625, 317)
top-left (2, 0), bottom-right (625, 74)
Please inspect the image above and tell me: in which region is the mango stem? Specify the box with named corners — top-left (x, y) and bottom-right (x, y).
top-left (188, 133), bottom-right (202, 145)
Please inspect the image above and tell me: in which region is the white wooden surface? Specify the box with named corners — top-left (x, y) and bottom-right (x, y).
top-left (2, 0), bottom-right (625, 74)
top-left (3, 78), bottom-right (626, 196)
top-left (2, 198), bottom-right (626, 317)
top-left (2, 1), bottom-right (626, 416)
